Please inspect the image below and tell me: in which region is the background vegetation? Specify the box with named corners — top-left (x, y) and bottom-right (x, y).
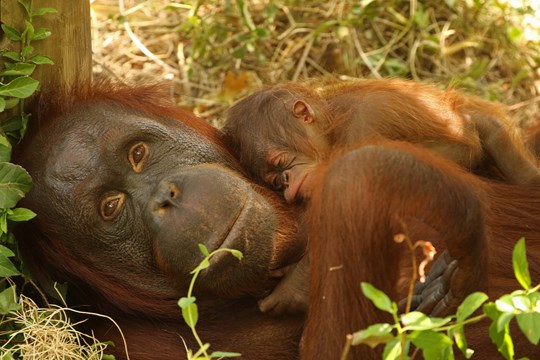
top-left (91, 0), bottom-right (540, 128)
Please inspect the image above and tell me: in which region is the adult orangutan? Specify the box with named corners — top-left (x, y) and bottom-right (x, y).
top-left (11, 80), bottom-right (540, 360)
top-left (526, 121), bottom-right (540, 157)
top-left (12, 82), bottom-right (305, 360)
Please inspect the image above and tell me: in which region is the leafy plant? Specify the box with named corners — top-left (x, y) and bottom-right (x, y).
top-left (1, 0), bottom-right (55, 141)
top-left (348, 238), bottom-right (540, 360)
top-left (166, 0), bottom-right (275, 76)
top-left (0, 0), bottom-right (55, 298)
top-left (0, 0), bottom-right (54, 357)
top-left (178, 244), bottom-right (243, 360)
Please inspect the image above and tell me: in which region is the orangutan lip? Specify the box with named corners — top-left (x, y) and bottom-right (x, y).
top-left (215, 196), bottom-right (247, 251)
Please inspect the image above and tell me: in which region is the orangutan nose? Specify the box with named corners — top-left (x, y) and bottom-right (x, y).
top-left (154, 181), bottom-right (181, 211)
top-left (282, 170), bottom-right (290, 186)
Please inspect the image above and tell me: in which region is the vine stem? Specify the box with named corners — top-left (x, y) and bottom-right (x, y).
top-left (17, 0), bottom-right (35, 138)
top-left (396, 231), bottom-right (418, 360)
top-left (185, 248), bottom-right (240, 359)
top-left (189, 0), bottom-right (203, 18)
top-left (339, 335), bottom-right (353, 360)
top-left (436, 314), bottom-right (487, 332)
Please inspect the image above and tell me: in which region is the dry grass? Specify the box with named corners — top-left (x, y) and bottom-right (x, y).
top-left (90, 0), bottom-right (540, 127)
top-left (0, 295), bottom-right (112, 360)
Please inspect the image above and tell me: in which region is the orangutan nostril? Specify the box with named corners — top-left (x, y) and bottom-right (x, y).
top-left (169, 184), bottom-right (180, 199)
top-left (160, 201), bottom-right (170, 209)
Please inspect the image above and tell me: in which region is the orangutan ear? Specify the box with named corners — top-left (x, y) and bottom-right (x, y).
top-left (292, 100), bottom-right (315, 124)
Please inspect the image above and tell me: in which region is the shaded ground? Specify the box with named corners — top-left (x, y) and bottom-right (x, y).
top-left (91, 0), bottom-right (540, 127)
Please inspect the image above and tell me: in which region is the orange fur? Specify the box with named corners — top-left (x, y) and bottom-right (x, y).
top-left (302, 141), bottom-right (540, 359)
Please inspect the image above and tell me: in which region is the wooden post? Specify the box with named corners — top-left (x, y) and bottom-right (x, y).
top-left (0, 0), bottom-right (92, 88)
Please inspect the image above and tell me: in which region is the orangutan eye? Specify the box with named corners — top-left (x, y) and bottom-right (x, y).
top-left (100, 193), bottom-right (125, 221)
top-left (128, 142), bottom-right (148, 173)
top-left (268, 174), bottom-right (284, 191)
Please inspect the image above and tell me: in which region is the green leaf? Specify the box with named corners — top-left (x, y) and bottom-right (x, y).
top-left (28, 54), bottom-right (54, 65)
top-left (229, 249), bottom-right (243, 260)
top-left (496, 295), bottom-right (516, 313)
top-left (253, 27), bottom-right (270, 39)
top-left (511, 69), bottom-right (530, 88)
top-left (457, 292), bottom-right (489, 321)
top-left (33, 28), bottom-right (52, 40)
top-left (0, 253), bottom-right (20, 277)
top-left (19, 111), bottom-right (30, 139)
top-left (178, 296), bottom-right (196, 309)
top-left (401, 311), bottom-right (452, 330)
top-left (1, 350), bottom-right (13, 360)
top-left (1, 232), bottom-right (16, 246)
top-left (351, 323), bottom-right (394, 348)
top-left (1, 52), bottom-right (21, 62)
top-left (7, 207), bottom-right (36, 222)
top-left (0, 97), bottom-right (5, 113)
top-left (32, 7), bottom-right (58, 16)
top-left (0, 77), bottom-right (39, 99)
top-left (512, 295), bottom-right (531, 312)
top-left (449, 325), bottom-right (474, 359)
top-left (0, 162), bottom-right (33, 208)
top-left (2, 116), bottom-right (23, 134)
top-left (209, 351), bottom-right (242, 358)
top-left (513, 238), bottom-right (531, 290)
top-left (409, 330), bottom-right (454, 359)
top-left (467, 57), bottom-right (489, 80)
top-left (4, 98), bottom-right (20, 110)
top-left (198, 243), bottom-right (209, 256)
top-left (0, 213), bottom-right (7, 234)
top-left (0, 63), bottom-right (36, 76)
top-left (382, 337), bottom-right (402, 360)
top-left (21, 45), bottom-right (33, 59)
top-left (0, 245), bottom-right (15, 258)
top-left (361, 282), bottom-right (395, 314)
top-left (485, 303), bottom-right (515, 359)
top-left (497, 312), bottom-right (515, 333)
top-left (191, 258), bottom-right (210, 273)
top-left (1, 24), bottom-right (21, 41)
top-left (232, 46), bottom-right (246, 59)
top-left (24, 20), bottom-right (35, 42)
top-left (507, 26), bottom-right (523, 43)
top-left (516, 312), bottom-right (540, 345)
top-left (0, 285), bottom-right (20, 314)
top-left (18, 0), bottom-right (31, 16)
top-left (181, 301), bottom-right (199, 328)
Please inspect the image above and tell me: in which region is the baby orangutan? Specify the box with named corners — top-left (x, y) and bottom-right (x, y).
top-left (224, 78), bottom-right (540, 203)
top-left (222, 78), bottom-right (540, 315)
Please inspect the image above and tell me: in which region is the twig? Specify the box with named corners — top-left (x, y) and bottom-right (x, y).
top-left (508, 95), bottom-right (540, 111)
top-left (340, 334), bottom-right (353, 360)
top-left (118, 0), bottom-right (179, 76)
top-left (351, 28), bottom-right (381, 78)
top-left (292, 36), bottom-right (314, 80)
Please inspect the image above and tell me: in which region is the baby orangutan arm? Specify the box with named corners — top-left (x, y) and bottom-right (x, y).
top-left (470, 112), bottom-right (540, 185)
top-left (259, 255), bottom-right (309, 315)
